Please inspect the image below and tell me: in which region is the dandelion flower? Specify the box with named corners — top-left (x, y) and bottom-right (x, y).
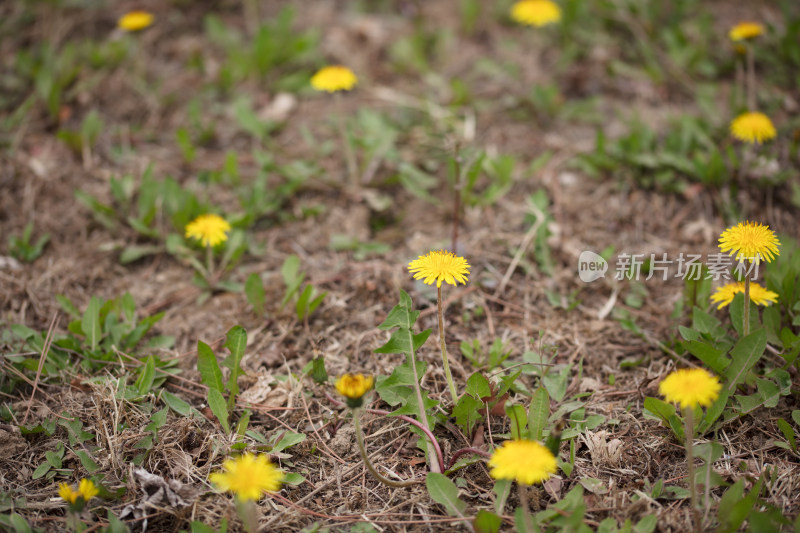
top-left (118, 11), bottom-right (154, 32)
top-left (510, 0), bottom-right (561, 27)
top-left (729, 22), bottom-right (764, 42)
top-left (209, 453), bottom-right (283, 501)
top-left (730, 112), bottom-right (777, 144)
top-left (718, 221), bottom-right (780, 263)
top-left (59, 479), bottom-right (98, 508)
top-left (710, 281), bottom-right (778, 309)
top-left (77, 479), bottom-right (99, 501)
top-left (185, 214), bottom-right (231, 248)
top-left (335, 374), bottom-right (374, 407)
top-left (659, 368), bottom-right (721, 409)
top-left (408, 250), bottom-right (470, 288)
top-left (310, 66), bottom-right (358, 93)
top-left (488, 440), bottom-right (557, 485)
top-left (58, 483), bottom-right (80, 505)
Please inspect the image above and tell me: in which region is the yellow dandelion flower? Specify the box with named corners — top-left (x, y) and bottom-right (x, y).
top-left (77, 479), bottom-right (99, 501)
top-left (310, 66), bottom-right (358, 93)
top-left (710, 281), bottom-right (779, 309)
top-left (335, 374), bottom-right (374, 400)
top-left (118, 11), bottom-right (154, 32)
top-left (59, 478), bottom-right (98, 509)
top-left (336, 373), bottom-right (373, 408)
top-left (659, 368), bottom-right (721, 409)
top-left (209, 453), bottom-right (283, 501)
top-left (718, 221), bottom-right (780, 263)
top-left (59, 483), bottom-right (80, 504)
top-left (510, 0), bottom-right (561, 27)
top-left (185, 214), bottom-right (231, 248)
top-left (488, 440), bottom-right (557, 485)
top-left (730, 112), bottom-right (777, 144)
top-left (729, 22), bottom-right (764, 42)
top-left (408, 250), bottom-right (470, 288)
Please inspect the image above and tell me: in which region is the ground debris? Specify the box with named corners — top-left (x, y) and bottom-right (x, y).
top-left (120, 468), bottom-right (200, 531)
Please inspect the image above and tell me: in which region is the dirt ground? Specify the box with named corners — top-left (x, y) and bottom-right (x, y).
top-left (1, 1), bottom-right (799, 531)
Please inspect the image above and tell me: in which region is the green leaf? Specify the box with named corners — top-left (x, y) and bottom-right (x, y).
top-left (223, 325), bottom-right (247, 409)
top-left (31, 461), bottom-right (51, 480)
top-left (465, 372), bottom-right (491, 398)
top-left (724, 329), bottom-right (766, 392)
top-left (282, 472), bottom-right (306, 486)
top-left (105, 510), bottom-right (128, 533)
top-left (493, 478), bottom-right (511, 514)
top-left (145, 407), bottom-right (169, 434)
top-left (474, 510), bottom-right (502, 533)
top-left (74, 449), bottom-right (100, 473)
top-left (208, 388), bottom-right (230, 433)
top-left (793, 410), bottom-right (800, 428)
top-left (235, 409), bottom-right (251, 437)
top-left (82, 295), bottom-right (101, 352)
top-left (245, 273), bottom-right (265, 316)
top-left (426, 473), bottom-right (466, 518)
top-left (528, 387), bottom-right (550, 441)
top-left (162, 390), bottom-right (193, 417)
top-left (686, 340), bottom-right (730, 374)
top-left (197, 341), bottom-right (224, 393)
top-left (271, 431), bottom-right (307, 454)
top-left (717, 477), bottom-right (763, 532)
top-left (45, 450), bottom-right (62, 469)
top-left (634, 514), bottom-right (657, 533)
top-left (756, 378), bottom-right (781, 408)
top-left (135, 355), bottom-right (156, 396)
top-left (505, 403), bottom-right (527, 440)
top-left (120, 244), bottom-right (162, 264)
top-left (191, 521), bottom-right (222, 533)
top-left (776, 418), bottom-right (796, 451)
top-left (697, 389), bottom-right (729, 434)
top-left (9, 513), bottom-right (32, 533)
top-left (543, 364), bottom-right (570, 402)
top-left (453, 394), bottom-right (483, 437)
top-left (642, 397), bottom-right (675, 424)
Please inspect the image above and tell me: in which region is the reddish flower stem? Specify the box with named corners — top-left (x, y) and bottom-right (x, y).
top-left (447, 447), bottom-right (491, 471)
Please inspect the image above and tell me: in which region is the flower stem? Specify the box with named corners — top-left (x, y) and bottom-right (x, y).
top-left (334, 92), bottom-right (358, 189)
top-left (325, 392), bottom-right (444, 472)
top-left (743, 274), bottom-right (751, 337)
top-left (746, 45), bottom-right (756, 111)
top-left (407, 336), bottom-right (442, 473)
top-left (451, 145), bottom-right (462, 252)
top-left (684, 407), bottom-right (702, 533)
top-left (438, 285), bottom-right (459, 405)
top-left (235, 498), bottom-right (258, 533)
top-left (353, 408), bottom-right (417, 487)
top-left (205, 245), bottom-right (215, 284)
top-left (517, 483), bottom-right (534, 533)
top-left (447, 447), bottom-right (491, 470)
